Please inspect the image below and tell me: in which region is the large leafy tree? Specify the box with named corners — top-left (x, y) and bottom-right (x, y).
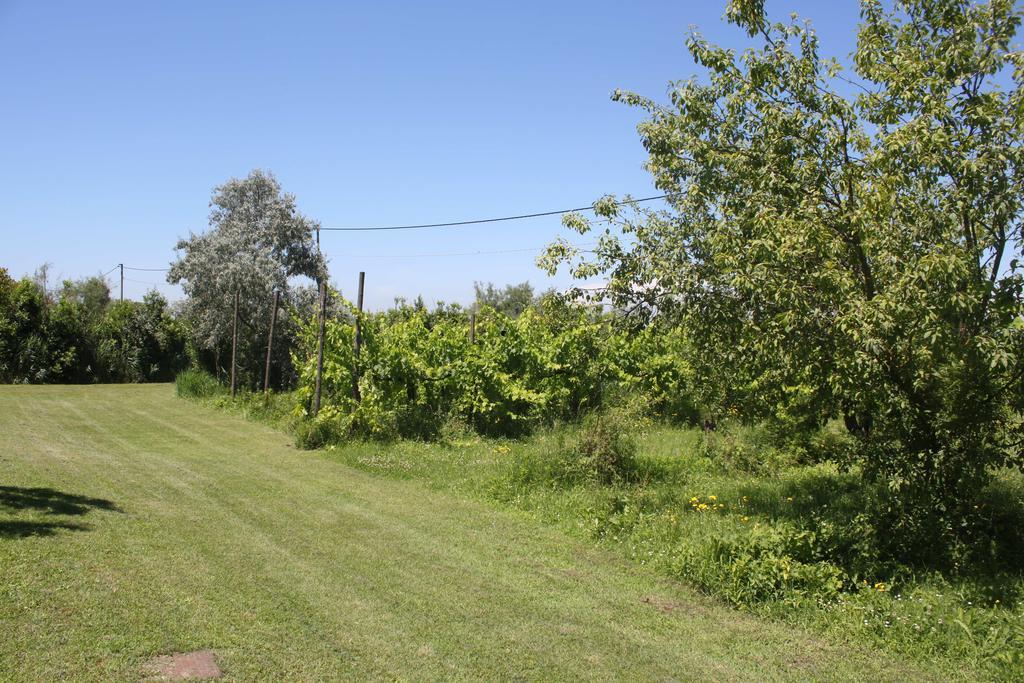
top-left (169, 170), bottom-right (325, 388)
top-left (59, 275), bottom-right (111, 318)
top-left (542, 0), bottom-right (1024, 547)
top-left (474, 281), bottom-right (538, 318)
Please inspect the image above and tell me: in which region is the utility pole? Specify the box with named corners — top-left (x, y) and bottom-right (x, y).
top-left (352, 272), bottom-right (365, 402)
top-left (470, 312), bottom-right (476, 344)
top-left (119, 264), bottom-right (124, 302)
top-left (312, 281), bottom-right (327, 417)
top-left (230, 289), bottom-right (239, 398)
top-left (263, 290), bottom-right (280, 395)
top-left (311, 223), bottom-right (327, 416)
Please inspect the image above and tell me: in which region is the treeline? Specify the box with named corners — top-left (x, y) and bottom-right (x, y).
top-left (0, 268), bottom-right (189, 383)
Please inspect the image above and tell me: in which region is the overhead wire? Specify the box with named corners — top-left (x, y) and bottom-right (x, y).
top-left (123, 277), bottom-right (173, 287)
top-left (103, 191), bottom-right (656, 282)
top-left (319, 194), bottom-right (672, 231)
top-left (333, 242), bottom-right (597, 259)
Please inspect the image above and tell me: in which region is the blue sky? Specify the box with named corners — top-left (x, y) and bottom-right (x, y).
top-left (0, 1), bottom-right (861, 309)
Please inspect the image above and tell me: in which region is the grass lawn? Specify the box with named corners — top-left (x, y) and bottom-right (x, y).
top-left (0, 384), bottom-right (944, 681)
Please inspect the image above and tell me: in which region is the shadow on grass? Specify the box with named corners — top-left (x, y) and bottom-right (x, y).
top-left (0, 486), bottom-right (121, 516)
top-left (0, 520), bottom-right (89, 539)
top-left (0, 485), bottom-right (120, 540)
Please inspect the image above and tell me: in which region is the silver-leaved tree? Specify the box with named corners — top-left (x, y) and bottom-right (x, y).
top-left (541, 0), bottom-right (1024, 550)
top-left (169, 169), bottom-right (325, 389)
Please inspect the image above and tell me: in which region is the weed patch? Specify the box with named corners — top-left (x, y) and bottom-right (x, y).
top-left (175, 369), bottom-right (225, 399)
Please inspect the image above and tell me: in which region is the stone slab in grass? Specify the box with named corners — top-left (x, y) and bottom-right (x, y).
top-left (145, 650), bottom-right (221, 680)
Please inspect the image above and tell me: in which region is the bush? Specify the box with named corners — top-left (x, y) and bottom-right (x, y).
top-left (0, 271), bottom-right (188, 384)
top-left (570, 411), bottom-right (641, 484)
top-left (294, 419), bottom-right (333, 450)
top-left (175, 369), bottom-right (224, 399)
top-left (696, 425), bottom-right (793, 475)
top-left (500, 410), bottom-right (641, 490)
top-left (292, 296), bottom-right (702, 441)
top-left (294, 411), bottom-right (348, 449)
top-left (688, 523), bottom-right (846, 606)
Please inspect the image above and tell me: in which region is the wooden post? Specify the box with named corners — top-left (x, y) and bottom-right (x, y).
top-left (470, 312), bottom-right (476, 344)
top-left (263, 290), bottom-right (280, 395)
top-left (352, 272), bottom-right (365, 401)
top-left (230, 289), bottom-right (239, 397)
top-left (312, 282), bottom-right (327, 416)
top-left (312, 223), bottom-right (325, 413)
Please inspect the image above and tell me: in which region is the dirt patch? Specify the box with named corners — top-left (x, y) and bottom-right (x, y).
top-left (641, 594), bottom-right (684, 614)
top-left (144, 650), bottom-right (221, 680)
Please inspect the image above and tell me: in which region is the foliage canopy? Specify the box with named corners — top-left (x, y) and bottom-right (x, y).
top-left (0, 268), bottom-right (187, 383)
top-left (294, 296), bottom-right (698, 441)
top-left (168, 169), bottom-right (324, 388)
top-left (540, 0), bottom-right (1024, 546)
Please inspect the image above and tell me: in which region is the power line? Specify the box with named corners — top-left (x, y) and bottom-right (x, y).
top-left (334, 242), bottom-right (596, 259)
top-left (101, 193), bottom-right (653, 274)
top-left (319, 194), bottom-right (672, 232)
top-left (123, 277), bottom-right (174, 287)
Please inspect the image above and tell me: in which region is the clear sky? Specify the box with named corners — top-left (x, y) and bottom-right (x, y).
top-left (0, 0), bottom-right (861, 309)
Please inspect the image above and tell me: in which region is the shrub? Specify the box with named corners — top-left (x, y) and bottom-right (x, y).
top-left (499, 410), bottom-right (641, 491)
top-left (696, 425), bottom-right (797, 475)
top-left (292, 295), bottom-right (701, 441)
top-left (294, 417), bottom-right (342, 450)
top-left (683, 522), bottom-right (846, 606)
top-left (175, 369), bottom-right (224, 399)
top-left (291, 397), bottom-right (358, 449)
top-left (438, 415), bottom-right (475, 444)
top-left (569, 411), bottom-right (641, 484)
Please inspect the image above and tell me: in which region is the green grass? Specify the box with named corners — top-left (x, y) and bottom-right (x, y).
top-left (287, 422), bottom-right (1024, 681)
top-left (0, 384), bottom-right (946, 681)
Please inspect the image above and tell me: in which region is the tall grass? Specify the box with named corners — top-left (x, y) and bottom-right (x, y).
top-left (174, 368), bottom-right (225, 398)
